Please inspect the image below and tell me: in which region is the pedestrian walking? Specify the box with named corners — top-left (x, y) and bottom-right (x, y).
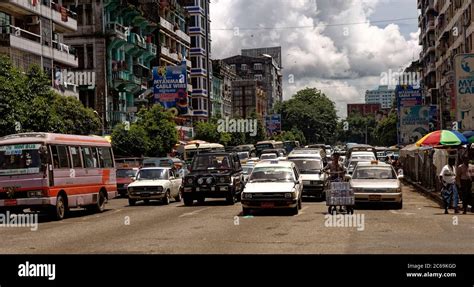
top-left (439, 157), bottom-right (459, 214)
top-left (456, 157), bottom-right (472, 214)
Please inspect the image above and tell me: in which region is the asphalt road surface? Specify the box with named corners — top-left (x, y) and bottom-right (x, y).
top-left (0, 184), bottom-right (473, 254)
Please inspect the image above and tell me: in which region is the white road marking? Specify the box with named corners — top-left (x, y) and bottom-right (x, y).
top-left (390, 210), bottom-right (416, 216)
top-left (179, 207), bottom-right (211, 218)
top-left (295, 206), bottom-right (309, 217)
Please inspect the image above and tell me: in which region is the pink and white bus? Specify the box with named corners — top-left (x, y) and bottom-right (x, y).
top-left (0, 133), bottom-right (117, 220)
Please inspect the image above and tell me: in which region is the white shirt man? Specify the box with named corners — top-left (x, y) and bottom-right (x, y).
top-left (439, 164), bottom-right (456, 185)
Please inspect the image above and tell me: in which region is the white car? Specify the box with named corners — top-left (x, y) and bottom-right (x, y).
top-left (289, 158), bottom-right (326, 199)
top-left (260, 153), bottom-right (278, 160)
top-left (348, 161), bottom-right (403, 209)
top-left (241, 160), bottom-right (303, 215)
top-left (127, 167), bottom-right (182, 206)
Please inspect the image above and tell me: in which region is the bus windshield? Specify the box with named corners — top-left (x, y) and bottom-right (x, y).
top-left (0, 143), bottom-right (42, 176)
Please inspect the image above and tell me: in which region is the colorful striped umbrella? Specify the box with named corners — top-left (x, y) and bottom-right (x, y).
top-left (462, 131), bottom-right (474, 143)
top-left (416, 130), bottom-right (468, 147)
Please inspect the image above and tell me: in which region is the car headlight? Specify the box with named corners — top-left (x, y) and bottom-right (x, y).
top-left (219, 177), bottom-right (226, 183)
top-left (206, 177), bottom-right (213, 184)
top-left (186, 178), bottom-right (194, 185)
top-left (244, 193), bottom-right (252, 199)
top-left (128, 187), bottom-right (134, 192)
top-left (197, 178), bottom-right (204, 185)
top-left (28, 190), bottom-right (43, 198)
top-left (285, 193), bottom-right (293, 199)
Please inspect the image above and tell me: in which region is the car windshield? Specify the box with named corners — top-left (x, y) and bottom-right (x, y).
top-left (291, 159), bottom-right (322, 173)
top-left (242, 166), bottom-right (254, 174)
top-left (260, 154), bottom-right (277, 160)
top-left (192, 154), bottom-right (232, 171)
top-left (137, 169), bottom-right (167, 180)
top-left (0, 144), bottom-right (42, 176)
top-left (249, 166), bottom-right (295, 182)
top-left (238, 152), bottom-right (249, 160)
top-left (352, 167), bottom-right (397, 180)
top-left (117, 169), bottom-right (137, 178)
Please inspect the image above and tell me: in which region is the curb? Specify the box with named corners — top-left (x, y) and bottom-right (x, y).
top-left (402, 179), bottom-right (443, 207)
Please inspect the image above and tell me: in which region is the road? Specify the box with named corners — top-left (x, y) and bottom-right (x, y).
top-left (0, 184), bottom-right (473, 254)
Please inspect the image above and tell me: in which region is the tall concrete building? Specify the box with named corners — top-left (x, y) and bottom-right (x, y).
top-left (183, 0), bottom-right (212, 121)
top-left (418, 0), bottom-right (474, 129)
top-left (232, 79), bottom-right (267, 119)
top-left (242, 46), bottom-right (282, 68)
top-left (63, 0), bottom-right (192, 133)
top-left (365, 85), bottom-right (396, 109)
top-left (212, 59), bottom-right (237, 118)
top-left (223, 53), bottom-right (282, 113)
top-left (0, 0), bottom-right (78, 94)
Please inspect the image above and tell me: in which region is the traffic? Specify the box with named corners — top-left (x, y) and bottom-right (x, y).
top-left (0, 133), bottom-right (409, 221)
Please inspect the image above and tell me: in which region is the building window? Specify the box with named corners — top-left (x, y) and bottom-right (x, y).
top-left (74, 45), bottom-right (85, 69)
top-left (255, 74), bottom-right (263, 81)
top-left (254, 63), bottom-right (263, 70)
top-left (86, 44), bottom-right (94, 69)
top-left (191, 36), bottom-right (197, 48)
top-left (241, 64), bottom-right (248, 71)
top-left (192, 98), bottom-right (199, 110)
top-left (84, 4), bottom-right (93, 25)
top-left (201, 37), bottom-right (206, 50)
top-left (76, 4), bottom-right (83, 26)
top-left (190, 15), bottom-right (197, 27)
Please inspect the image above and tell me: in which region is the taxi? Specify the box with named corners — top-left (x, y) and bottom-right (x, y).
top-left (347, 161), bottom-right (403, 208)
top-left (241, 160), bottom-right (303, 215)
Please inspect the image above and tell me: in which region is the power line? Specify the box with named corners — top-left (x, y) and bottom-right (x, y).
top-left (212, 17), bottom-right (417, 31)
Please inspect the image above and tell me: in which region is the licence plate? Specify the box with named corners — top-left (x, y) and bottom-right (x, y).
top-left (140, 193), bottom-right (151, 197)
top-left (4, 199), bottom-right (17, 206)
top-left (369, 195), bottom-right (381, 201)
top-left (261, 202), bottom-right (275, 208)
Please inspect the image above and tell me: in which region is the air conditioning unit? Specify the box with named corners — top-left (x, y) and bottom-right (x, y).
top-left (26, 16), bottom-right (40, 25)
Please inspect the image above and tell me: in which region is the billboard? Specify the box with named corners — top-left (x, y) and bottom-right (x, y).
top-left (455, 54), bottom-right (474, 131)
top-left (396, 86), bottom-right (429, 144)
top-left (153, 62), bottom-right (189, 116)
top-left (265, 114), bottom-right (281, 136)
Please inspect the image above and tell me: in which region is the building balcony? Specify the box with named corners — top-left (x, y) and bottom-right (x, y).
top-left (0, 25), bottom-right (77, 67)
top-left (106, 22), bottom-right (128, 41)
top-left (159, 16), bottom-right (190, 43)
top-left (52, 40), bottom-right (78, 67)
top-left (53, 82), bottom-right (79, 98)
top-left (161, 46), bottom-right (179, 62)
top-left (147, 42), bottom-right (157, 55)
top-left (0, 0), bottom-right (77, 32)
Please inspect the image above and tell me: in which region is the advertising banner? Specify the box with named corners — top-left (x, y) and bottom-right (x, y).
top-left (455, 54), bottom-right (474, 131)
top-left (396, 86), bottom-right (429, 144)
top-left (265, 114), bottom-right (281, 135)
top-left (153, 63), bottom-right (189, 116)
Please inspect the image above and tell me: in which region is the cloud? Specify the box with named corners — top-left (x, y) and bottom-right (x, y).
top-left (211, 0), bottom-right (421, 118)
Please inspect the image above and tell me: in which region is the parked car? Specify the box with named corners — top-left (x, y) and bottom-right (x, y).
top-left (182, 152), bottom-right (243, 205)
top-left (347, 161), bottom-right (403, 209)
top-left (127, 167), bottom-right (182, 206)
top-left (241, 164), bottom-right (255, 184)
top-left (241, 160), bottom-right (303, 215)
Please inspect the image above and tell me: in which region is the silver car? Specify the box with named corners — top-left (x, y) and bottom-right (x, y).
top-left (347, 161), bottom-right (403, 209)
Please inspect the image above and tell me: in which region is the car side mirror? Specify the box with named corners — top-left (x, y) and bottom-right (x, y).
top-left (131, 177), bottom-right (136, 181)
top-left (345, 175), bottom-right (352, 181)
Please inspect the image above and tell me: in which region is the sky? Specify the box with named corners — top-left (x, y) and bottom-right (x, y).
top-left (210, 0), bottom-right (421, 118)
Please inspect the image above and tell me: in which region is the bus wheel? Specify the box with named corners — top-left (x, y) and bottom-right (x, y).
top-left (50, 194), bottom-right (67, 221)
top-left (94, 190), bottom-right (107, 213)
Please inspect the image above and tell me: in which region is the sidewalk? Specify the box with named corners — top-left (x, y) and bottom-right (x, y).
top-left (402, 178), bottom-right (443, 207)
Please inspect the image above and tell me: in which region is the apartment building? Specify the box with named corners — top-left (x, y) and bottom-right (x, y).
top-left (232, 79), bottom-right (267, 119)
top-left (223, 53), bottom-right (282, 113)
top-left (365, 85), bottom-right (396, 109)
top-left (212, 59), bottom-right (238, 118)
top-left (183, 0), bottom-right (212, 121)
top-left (0, 0), bottom-right (78, 95)
top-left (418, 0), bottom-right (473, 129)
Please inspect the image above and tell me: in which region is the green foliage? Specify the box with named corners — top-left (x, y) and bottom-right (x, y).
top-left (0, 56), bottom-right (100, 137)
top-left (373, 112), bottom-right (397, 146)
top-left (339, 113), bottom-right (376, 145)
top-left (111, 124), bottom-right (148, 157)
top-left (274, 88), bottom-right (338, 144)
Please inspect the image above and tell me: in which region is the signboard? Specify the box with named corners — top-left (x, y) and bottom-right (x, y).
top-left (153, 62), bottom-right (189, 116)
top-left (265, 114), bottom-right (281, 135)
top-left (175, 126), bottom-right (194, 141)
top-left (396, 86), bottom-right (429, 144)
top-left (455, 54), bottom-right (474, 131)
